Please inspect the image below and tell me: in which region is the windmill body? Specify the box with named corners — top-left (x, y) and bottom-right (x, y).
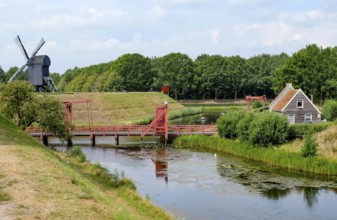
top-left (9, 35), bottom-right (57, 92)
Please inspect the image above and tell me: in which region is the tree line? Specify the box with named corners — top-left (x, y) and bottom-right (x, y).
top-left (1, 44), bottom-right (337, 101)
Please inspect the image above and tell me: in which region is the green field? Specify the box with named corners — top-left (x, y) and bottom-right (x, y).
top-left (50, 92), bottom-right (183, 125)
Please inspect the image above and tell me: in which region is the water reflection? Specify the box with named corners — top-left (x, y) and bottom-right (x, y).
top-left (55, 146), bottom-right (337, 220)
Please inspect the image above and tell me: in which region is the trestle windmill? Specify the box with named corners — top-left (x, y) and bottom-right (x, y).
top-left (8, 35), bottom-right (57, 92)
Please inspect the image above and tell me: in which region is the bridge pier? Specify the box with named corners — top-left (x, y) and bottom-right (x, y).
top-left (90, 134), bottom-right (96, 146)
top-left (42, 135), bottom-right (48, 146)
top-left (115, 135), bottom-right (119, 146)
top-left (67, 137), bottom-right (73, 147)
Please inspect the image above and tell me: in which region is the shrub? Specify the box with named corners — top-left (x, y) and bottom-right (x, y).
top-left (69, 146), bottom-right (86, 162)
top-left (248, 112), bottom-right (288, 147)
top-left (217, 110), bottom-right (246, 139)
top-left (287, 123), bottom-right (332, 140)
top-left (323, 99), bottom-right (337, 121)
top-left (237, 112), bottom-right (255, 142)
top-left (252, 100), bottom-right (263, 109)
top-left (301, 129), bottom-right (318, 157)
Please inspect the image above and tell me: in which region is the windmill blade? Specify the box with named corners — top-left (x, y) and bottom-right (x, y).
top-left (8, 64), bottom-right (27, 82)
top-left (14, 35), bottom-right (29, 60)
top-left (31, 38), bottom-right (45, 57)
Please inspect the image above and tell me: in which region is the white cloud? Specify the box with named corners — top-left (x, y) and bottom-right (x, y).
top-left (145, 5), bottom-right (166, 20)
top-left (209, 29), bottom-right (220, 45)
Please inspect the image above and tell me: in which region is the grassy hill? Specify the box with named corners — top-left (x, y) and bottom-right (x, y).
top-left (49, 92), bottom-right (183, 125)
top-left (0, 115), bottom-right (172, 219)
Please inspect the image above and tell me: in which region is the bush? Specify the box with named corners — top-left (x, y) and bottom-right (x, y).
top-left (287, 123), bottom-right (332, 140)
top-left (301, 129), bottom-right (318, 157)
top-left (69, 146), bottom-right (86, 162)
top-left (237, 112), bottom-right (255, 142)
top-left (323, 99), bottom-right (337, 121)
top-left (217, 110), bottom-right (246, 139)
top-left (252, 100), bottom-right (263, 109)
top-left (248, 112), bottom-right (288, 147)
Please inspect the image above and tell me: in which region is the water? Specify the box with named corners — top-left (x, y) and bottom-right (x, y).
top-left (51, 109), bottom-right (337, 219)
top-left (56, 146), bottom-right (337, 220)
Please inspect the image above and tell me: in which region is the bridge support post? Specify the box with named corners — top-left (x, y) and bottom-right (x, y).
top-left (42, 135), bottom-right (48, 146)
top-left (115, 135), bottom-right (119, 146)
top-left (67, 137), bottom-right (73, 147)
top-left (90, 134), bottom-right (95, 146)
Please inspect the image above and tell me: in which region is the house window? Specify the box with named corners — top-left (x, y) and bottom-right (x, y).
top-left (288, 114), bottom-right (295, 124)
top-left (297, 99), bottom-right (303, 108)
top-left (318, 113), bottom-right (321, 121)
top-left (304, 113), bottom-right (312, 123)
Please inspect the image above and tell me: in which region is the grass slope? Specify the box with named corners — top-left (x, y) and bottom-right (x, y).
top-left (0, 115), bottom-right (172, 220)
top-left (50, 92), bottom-right (183, 125)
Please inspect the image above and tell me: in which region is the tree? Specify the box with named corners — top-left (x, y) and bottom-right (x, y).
top-left (322, 99), bottom-right (337, 121)
top-left (272, 45), bottom-right (337, 104)
top-left (35, 96), bottom-right (68, 138)
top-left (153, 53), bottom-right (194, 100)
top-left (50, 73), bottom-right (61, 85)
top-left (193, 55), bottom-right (227, 99)
top-left (0, 81), bottom-right (35, 129)
top-left (0, 66), bottom-right (6, 83)
top-left (112, 53), bottom-right (155, 91)
top-left (227, 56), bottom-right (248, 99)
top-left (217, 110), bottom-right (246, 139)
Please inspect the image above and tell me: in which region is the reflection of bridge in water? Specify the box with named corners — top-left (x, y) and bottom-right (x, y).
top-left (27, 104), bottom-right (217, 146)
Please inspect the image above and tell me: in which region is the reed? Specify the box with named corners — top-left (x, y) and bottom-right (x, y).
top-left (175, 135), bottom-right (337, 176)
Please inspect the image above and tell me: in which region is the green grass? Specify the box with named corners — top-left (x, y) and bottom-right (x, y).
top-left (132, 107), bottom-right (202, 125)
top-left (0, 114), bottom-right (172, 219)
top-left (52, 92), bottom-right (184, 125)
top-left (175, 135), bottom-right (337, 176)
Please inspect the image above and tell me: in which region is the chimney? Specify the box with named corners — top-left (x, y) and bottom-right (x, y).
top-left (286, 83), bottom-right (293, 88)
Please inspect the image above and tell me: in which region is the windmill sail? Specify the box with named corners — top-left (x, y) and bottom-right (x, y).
top-left (8, 64), bottom-right (27, 82)
top-left (14, 35), bottom-right (29, 60)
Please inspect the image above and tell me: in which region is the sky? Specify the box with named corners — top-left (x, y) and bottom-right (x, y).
top-left (1, 0), bottom-right (337, 74)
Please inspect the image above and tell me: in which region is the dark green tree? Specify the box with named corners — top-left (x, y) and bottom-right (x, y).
top-left (153, 53), bottom-right (194, 99)
top-left (112, 53), bottom-right (155, 91)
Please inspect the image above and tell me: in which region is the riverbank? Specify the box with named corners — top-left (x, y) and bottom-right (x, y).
top-left (0, 115), bottom-right (172, 219)
top-left (174, 135), bottom-right (337, 176)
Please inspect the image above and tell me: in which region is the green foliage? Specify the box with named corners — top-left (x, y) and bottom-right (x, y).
top-left (287, 123), bottom-right (332, 139)
top-left (92, 163), bottom-right (136, 189)
top-left (301, 130), bottom-right (318, 157)
top-left (0, 81), bottom-right (35, 129)
top-left (216, 110), bottom-right (246, 139)
top-left (272, 45), bottom-right (337, 104)
top-left (0, 66), bottom-right (6, 83)
top-left (175, 135), bottom-right (337, 176)
top-left (322, 99), bottom-right (337, 121)
top-left (237, 112), bottom-right (255, 142)
top-left (251, 100), bottom-right (263, 109)
top-left (35, 96), bottom-right (68, 138)
top-left (69, 146), bottom-right (86, 162)
top-left (248, 112), bottom-right (288, 147)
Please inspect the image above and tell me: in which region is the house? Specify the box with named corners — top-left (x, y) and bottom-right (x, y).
top-left (269, 83), bottom-right (321, 124)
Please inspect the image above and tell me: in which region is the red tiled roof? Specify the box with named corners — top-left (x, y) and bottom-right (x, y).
top-left (272, 89), bottom-right (298, 111)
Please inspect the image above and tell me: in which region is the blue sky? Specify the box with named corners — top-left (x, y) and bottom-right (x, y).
top-left (0, 0), bottom-right (336, 73)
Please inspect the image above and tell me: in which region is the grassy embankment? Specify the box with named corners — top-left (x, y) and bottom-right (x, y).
top-left (175, 135), bottom-right (337, 176)
top-left (48, 92), bottom-right (193, 126)
top-left (0, 114), bottom-right (172, 219)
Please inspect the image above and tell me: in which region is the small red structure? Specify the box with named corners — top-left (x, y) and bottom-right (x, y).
top-left (246, 95), bottom-right (267, 111)
top-left (161, 85), bottom-right (170, 94)
top-left (142, 105), bottom-right (168, 141)
top-left (63, 100), bottom-right (92, 131)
